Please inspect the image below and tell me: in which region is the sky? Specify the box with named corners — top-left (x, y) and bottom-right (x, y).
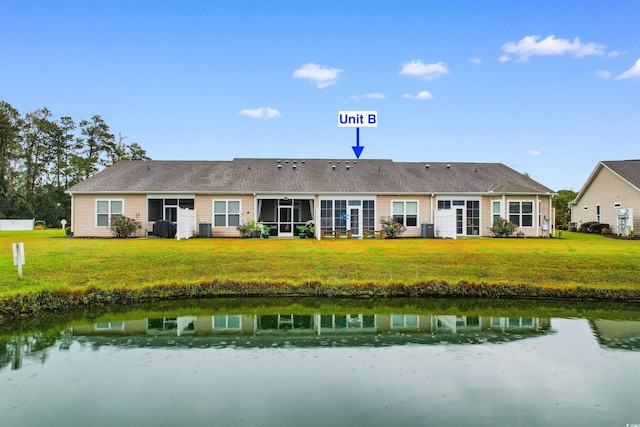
top-left (1, 1), bottom-right (639, 192)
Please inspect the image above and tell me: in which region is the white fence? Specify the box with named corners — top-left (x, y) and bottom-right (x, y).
top-left (0, 219), bottom-right (35, 231)
top-left (176, 208), bottom-right (196, 240)
top-left (434, 210), bottom-right (457, 239)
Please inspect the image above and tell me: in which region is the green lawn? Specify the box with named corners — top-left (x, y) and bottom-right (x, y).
top-left (1, 230), bottom-right (639, 315)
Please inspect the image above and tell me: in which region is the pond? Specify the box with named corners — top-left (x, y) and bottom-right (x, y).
top-left (1, 298), bottom-right (639, 427)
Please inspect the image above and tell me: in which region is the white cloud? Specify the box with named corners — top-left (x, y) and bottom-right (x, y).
top-left (615, 58), bottom-right (640, 80)
top-left (469, 58), bottom-right (482, 64)
top-left (596, 70), bottom-right (612, 80)
top-left (350, 93), bottom-right (386, 100)
top-left (402, 90), bottom-right (433, 100)
top-left (501, 35), bottom-right (606, 62)
top-left (239, 107), bottom-right (281, 119)
top-left (527, 150), bottom-right (541, 156)
top-left (292, 63), bottom-right (342, 89)
top-left (400, 60), bottom-right (449, 80)
top-left (498, 55), bottom-right (511, 63)
top-left (607, 50), bottom-right (623, 58)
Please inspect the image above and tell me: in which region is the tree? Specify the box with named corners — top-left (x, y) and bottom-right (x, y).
top-left (48, 116), bottom-right (77, 189)
top-left (553, 189), bottom-right (577, 228)
top-left (76, 115), bottom-right (116, 178)
top-left (0, 101), bottom-right (151, 226)
top-left (21, 108), bottom-right (56, 206)
top-left (0, 101), bottom-right (21, 218)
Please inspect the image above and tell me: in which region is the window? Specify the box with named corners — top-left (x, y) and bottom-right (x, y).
top-left (492, 201), bottom-right (501, 224)
top-left (320, 199), bottom-right (375, 232)
top-left (391, 314), bottom-right (419, 328)
top-left (320, 200), bottom-right (333, 230)
top-left (363, 200), bottom-right (375, 231)
top-left (392, 201), bottom-right (418, 227)
top-left (437, 200), bottom-right (451, 210)
top-left (213, 200), bottom-right (241, 227)
top-left (213, 315), bottom-right (242, 330)
top-left (334, 200), bottom-right (347, 231)
top-left (508, 201), bottom-right (533, 227)
top-left (148, 198), bottom-right (194, 222)
top-left (596, 205), bottom-right (601, 223)
top-left (96, 200), bottom-right (123, 227)
top-left (466, 200), bottom-right (480, 235)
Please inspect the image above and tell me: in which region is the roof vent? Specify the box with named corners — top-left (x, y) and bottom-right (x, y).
top-left (346, 165), bottom-right (350, 170)
top-left (301, 160), bottom-right (306, 164)
top-left (277, 164), bottom-right (282, 169)
top-left (332, 165), bottom-right (336, 170)
top-left (337, 161), bottom-right (341, 164)
top-left (446, 164), bottom-right (451, 169)
top-left (292, 164), bottom-right (297, 169)
top-left (345, 161), bottom-right (349, 164)
top-left (293, 160), bottom-right (297, 164)
top-left (285, 160), bottom-right (289, 164)
top-left (425, 164), bottom-right (430, 169)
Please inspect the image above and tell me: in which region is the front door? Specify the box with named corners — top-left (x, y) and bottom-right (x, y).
top-left (349, 207), bottom-right (362, 237)
top-left (279, 206), bottom-right (293, 236)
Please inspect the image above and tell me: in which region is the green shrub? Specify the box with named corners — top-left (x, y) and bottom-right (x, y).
top-left (380, 217), bottom-right (406, 238)
top-left (35, 220), bottom-right (46, 229)
top-left (110, 216), bottom-right (138, 238)
top-left (488, 218), bottom-right (518, 237)
top-left (65, 226), bottom-right (72, 236)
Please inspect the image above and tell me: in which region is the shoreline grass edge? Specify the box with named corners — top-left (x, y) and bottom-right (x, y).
top-left (2, 279), bottom-right (640, 320)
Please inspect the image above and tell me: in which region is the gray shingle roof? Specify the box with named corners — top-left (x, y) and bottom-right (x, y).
top-left (66, 158), bottom-right (554, 194)
top-left (602, 160), bottom-right (640, 191)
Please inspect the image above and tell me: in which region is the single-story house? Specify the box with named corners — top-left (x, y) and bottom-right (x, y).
top-left (570, 160), bottom-right (640, 236)
top-left (65, 158), bottom-right (555, 238)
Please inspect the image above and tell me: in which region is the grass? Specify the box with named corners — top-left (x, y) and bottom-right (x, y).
top-left (1, 229), bottom-right (639, 316)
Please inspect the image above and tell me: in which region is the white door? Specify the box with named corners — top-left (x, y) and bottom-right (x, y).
top-left (349, 207), bottom-right (362, 237)
top-left (279, 206), bottom-right (293, 236)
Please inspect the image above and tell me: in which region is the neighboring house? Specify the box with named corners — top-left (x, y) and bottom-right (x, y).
top-left (570, 160), bottom-right (640, 236)
top-left (65, 158), bottom-right (555, 238)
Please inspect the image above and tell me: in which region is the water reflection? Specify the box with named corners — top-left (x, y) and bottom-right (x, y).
top-left (2, 298), bottom-right (639, 371)
top-left (1, 299), bottom-right (640, 427)
top-left (70, 313), bottom-right (552, 351)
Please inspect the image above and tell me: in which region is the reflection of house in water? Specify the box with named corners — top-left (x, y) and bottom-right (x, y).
top-left (590, 320), bottom-right (640, 351)
top-left (71, 313), bottom-right (552, 349)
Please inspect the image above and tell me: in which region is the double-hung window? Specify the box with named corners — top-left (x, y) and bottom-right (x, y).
top-left (96, 200), bottom-right (123, 227)
top-left (213, 200), bottom-right (241, 227)
top-left (508, 201), bottom-right (533, 227)
top-left (392, 201), bottom-right (418, 227)
top-left (492, 201), bottom-right (501, 224)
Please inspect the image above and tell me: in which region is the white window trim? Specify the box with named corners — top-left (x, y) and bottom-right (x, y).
top-left (391, 200), bottom-right (419, 227)
top-left (213, 199), bottom-right (242, 227)
top-left (96, 199), bottom-right (124, 228)
top-left (508, 200), bottom-right (534, 228)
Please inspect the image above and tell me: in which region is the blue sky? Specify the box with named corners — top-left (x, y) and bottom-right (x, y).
top-left (1, 1), bottom-right (639, 191)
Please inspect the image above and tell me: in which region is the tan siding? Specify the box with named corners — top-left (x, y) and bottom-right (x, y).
top-left (481, 196), bottom-right (493, 236)
top-left (72, 194), bottom-right (146, 237)
top-left (210, 194), bottom-right (254, 237)
top-left (572, 167), bottom-right (640, 234)
top-left (376, 195), bottom-right (433, 237)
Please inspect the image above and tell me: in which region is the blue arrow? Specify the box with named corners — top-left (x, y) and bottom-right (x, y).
top-left (352, 127), bottom-right (364, 159)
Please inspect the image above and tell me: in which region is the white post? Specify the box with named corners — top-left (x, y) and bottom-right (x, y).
top-left (12, 242), bottom-right (25, 280)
